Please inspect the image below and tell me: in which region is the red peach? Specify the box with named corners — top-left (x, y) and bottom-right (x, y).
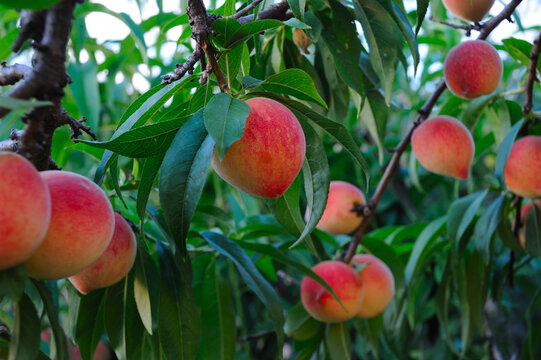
top-left (442, 0), bottom-right (495, 22)
top-left (444, 40), bottom-right (502, 99)
top-left (25, 171), bottom-right (115, 279)
top-left (352, 254), bottom-right (395, 318)
top-left (411, 116), bottom-right (474, 179)
top-left (211, 97), bottom-right (306, 198)
top-left (310, 181), bottom-right (366, 235)
top-left (68, 213), bottom-right (137, 294)
top-left (504, 136), bottom-right (541, 199)
top-left (301, 261), bottom-right (364, 323)
top-left (0, 152), bottom-right (50, 270)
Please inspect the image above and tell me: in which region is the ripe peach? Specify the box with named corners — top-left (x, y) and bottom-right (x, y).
top-left (518, 201), bottom-right (541, 248)
top-left (443, 40), bottom-right (502, 99)
top-left (25, 171), bottom-right (115, 280)
top-left (0, 152), bottom-right (51, 270)
top-left (309, 181), bottom-right (366, 235)
top-left (68, 213), bottom-right (137, 294)
top-left (352, 254), bottom-right (395, 318)
top-left (301, 261), bottom-right (364, 323)
top-left (211, 97), bottom-right (306, 198)
top-left (442, 0), bottom-right (495, 22)
top-left (411, 116), bottom-right (474, 179)
top-left (504, 136), bottom-right (541, 199)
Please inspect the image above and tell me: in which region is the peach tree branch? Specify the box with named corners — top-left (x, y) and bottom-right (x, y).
top-left (523, 28), bottom-right (541, 118)
top-left (340, 0), bottom-right (524, 264)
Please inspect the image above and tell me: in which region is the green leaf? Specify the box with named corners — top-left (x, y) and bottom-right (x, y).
top-left (255, 69), bottom-right (327, 108)
top-left (295, 118), bottom-right (329, 247)
top-left (68, 61), bottom-right (101, 131)
top-left (404, 217), bottom-right (446, 283)
top-left (0, 0), bottom-right (60, 9)
top-left (447, 190), bottom-right (489, 249)
top-left (283, 18), bottom-right (311, 29)
top-left (156, 242), bottom-right (201, 360)
top-left (524, 289), bottom-right (541, 359)
top-left (319, 4), bottom-right (365, 97)
top-left (524, 204), bottom-right (541, 256)
top-left (137, 154), bottom-right (165, 221)
top-left (473, 195), bottom-right (506, 261)
top-left (218, 45), bottom-right (243, 89)
top-left (200, 232), bottom-right (284, 359)
top-left (236, 240), bottom-right (342, 305)
top-left (352, 0), bottom-right (401, 104)
top-left (225, 20), bottom-right (283, 49)
top-left (0, 96), bottom-right (52, 110)
top-left (203, 93), bottom-right (250, 160)
top-left (195, 261), bottom-right (236, 360)
top-left (211, 18), bottom-right (242, 50)
top-left (241, 76), bottom-right (264, 90)
top-left (415, 0), bottom-right (430, 36)
top-left (95, 75), bottom-right (197, 184)
top-left (78, 115), bottom-right (191, 158)
top-left (495, 119), bottom-right (524, 184)
top-left (75, 3), bottom-right (148, 63)
top-left (247, 93), bottom-right (370, 187)
top-left (284, 303), bottom-right (323, 340)
top-left (9, 294), bottom-right (40, 360)
top-left (32, 281), bottom-right (69, 360)
top-left (264, 176), bottom-right (305, 238)
top-left (356, 94), bottom-right (388, 163)
top-left (288, 0), bottom-right (305, 23)
top-left (74, 289), bottom-right (106, 360)
top-left (503, 38), bottom-right (540, 72)
top-left (0, 265), bottom-right (26, 302)
top-left (134, 244), bottom-right (160, 334)
top-left (159, 110), bottom-right (215, 257)
top-left (325, 323), bottom-right (351, 360)
top-left (0, 28), bottom-right (19, 61)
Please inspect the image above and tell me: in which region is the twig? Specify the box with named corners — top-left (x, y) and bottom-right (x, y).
top-left (161, 46), bottom-right (203, 84)
top-left (523, 28), bottom-right (541, 118)
top-left (429, 16), bottom-right (482, 36)
top-left (340, 0), bottom-right (524, 264)
top-left (0, 63), bottom-right (33, 86)
top-left (237, 329), bottom-right (275, 342)
top-left (277, 270), bottom-right (301, 286)
top-left (231, 0), bottom-right (265, 20)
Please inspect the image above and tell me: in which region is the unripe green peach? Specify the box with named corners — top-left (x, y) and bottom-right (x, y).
top-left (411, 116), bottom-right (474, 179)
top-left (301, 261), bottom-right (364, 323)
top-left (0, 152), bottom-right (51, 270)
top-left (68, 213), bottom-right (137, 294)
top-left (211, 97), bottom-right (306, 198)
top-left (444, 40), bottom-right (502, 99)
top-left (442, 0), bottom-right (495, 22)
top-left (25, 171), bottom-right (115, 279)
top-left (352, 254), bottom-right (395, 318)
top-left (504, 136), bottom-right (541, 199)
top-left (309, 181), bottom-right (366, 235)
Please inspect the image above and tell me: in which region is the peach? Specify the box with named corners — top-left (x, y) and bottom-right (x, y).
top-left (211, 97), bottom-right (306, 198)
top-left (504, 136), bottom-right (541, 199)
top-left (301, 261), bottom-right (364, 323)
top-left (411, 116), bottom-right (474, 179)
top-left (518, 201), bottom-right (541, 248)
top-left (0, 152), bottom-right (51, 270)
top-left (443, 40), bottom-right (502, 99)
top-left (442, 0), bottom-right (495, 22)
top-left (309, 181), bottom-right (366, 235)
top-left (68, 213), bottom-right (137, 294)
top-left (25, 171), bottom-right (115, 279)
top-left (352, 254), bottom-right (395, 318)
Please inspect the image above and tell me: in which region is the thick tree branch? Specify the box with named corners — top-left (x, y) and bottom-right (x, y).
top-left (340, 0), bottom-right (524, 263)
top-left (523, 28), bottom-right (541, 117)
top-left (237, 0), bottom-right (291, 25)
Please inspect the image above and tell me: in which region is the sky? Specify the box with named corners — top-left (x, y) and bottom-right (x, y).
top-left (84, 0), bottom-right (541, 92)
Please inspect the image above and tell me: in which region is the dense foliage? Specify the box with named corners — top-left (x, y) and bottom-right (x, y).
top-left (0, 0), bottom-right (540, 359)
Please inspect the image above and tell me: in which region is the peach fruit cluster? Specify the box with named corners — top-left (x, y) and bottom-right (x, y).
top-left (0, 152), bottom-right (136, 294)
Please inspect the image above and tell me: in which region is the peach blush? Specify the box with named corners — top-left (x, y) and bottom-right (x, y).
top-left (504, 136), bottom-right (541, 199)
top-left (25, 171), bottom-right (115, 279)
top-left (411, 116), bottom-right (474, 179)
top-left (211, 97), bottom-right (306, 198)
top-left (0, 152), bottom-right (51, 270)
top-left (301, 261), bottom-right (364, 323)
